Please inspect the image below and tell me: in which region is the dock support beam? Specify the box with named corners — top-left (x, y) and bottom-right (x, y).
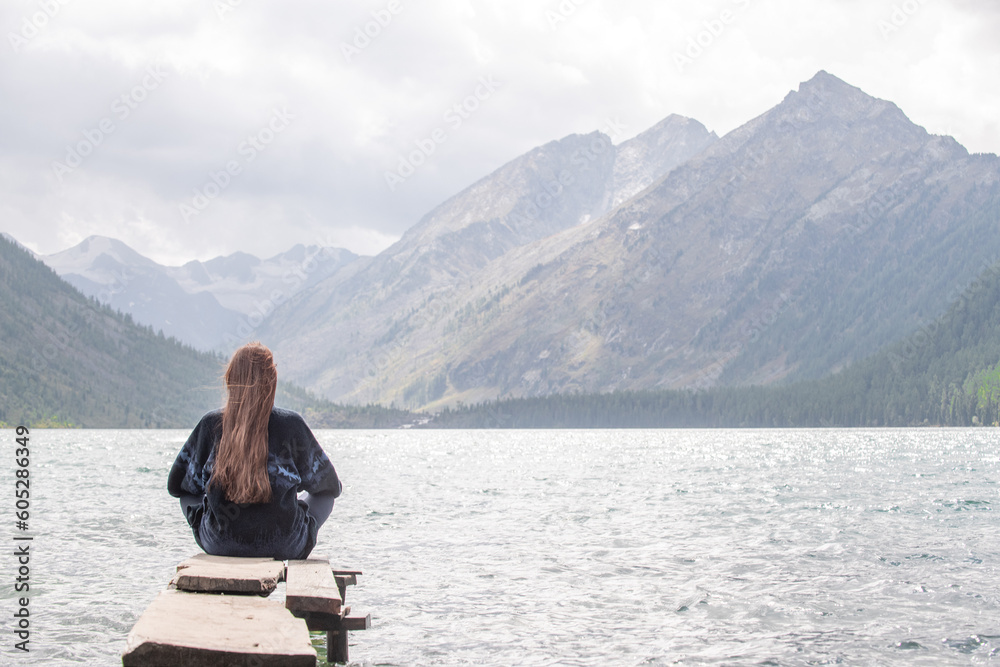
top-left (328, 629), bottom-right (348, 664)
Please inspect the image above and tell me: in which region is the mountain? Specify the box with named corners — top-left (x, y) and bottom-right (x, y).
top-left (467, 69), bottom-right (998, 390)
top-left (260, 71), bottom-right (1000, 409)
top-left (166, 244), bottom-right (361, 319)
top-left (1, 233), bottom-right (33, 254)
top-left (0, 234), bottom-right (413, 428)
top-left (42, 236), bottom-right (243, 351)
top-left (428, 255), bottom-right (1000, 428)
top-left (258, 114), bottom-right (718, 400)
top-left (610, 114), bottom-right (718, 207)
top-left (385, 112), bottom-right (717, 276)
top-left (0, 234), bottom-right (222, 427)
top-left (42, 236), bottom-right (360, 352)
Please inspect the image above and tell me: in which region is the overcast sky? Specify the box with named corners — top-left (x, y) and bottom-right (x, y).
top-left (2, 0), bottom-right (997, 265)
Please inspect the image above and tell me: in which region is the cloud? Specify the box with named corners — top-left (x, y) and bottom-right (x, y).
top-left (2, 0), bottom-right (997, 264)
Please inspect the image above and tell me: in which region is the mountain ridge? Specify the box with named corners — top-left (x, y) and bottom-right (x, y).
top-left (426, 252), bottom-right (1000, 428)
top-left (0, 233), bottom-right (221, 427)
top-left (30, 71), bottom-right (1000, 415)
top-left (260, 70), bottom-right (1000, 408)
top-left (258, 111), bottom-right (719, 396)
top-left (41, 235), bottom-right (360, 353)
top-left (0, 234), bottom-right (415, 428)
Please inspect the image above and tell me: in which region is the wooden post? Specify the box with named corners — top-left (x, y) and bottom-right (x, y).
top-left (327, 629), bottom-right (349, 664)
top-left (322, 614), bottom-right (370, 664)
top-left (334, 576), bottom-right (347, 602)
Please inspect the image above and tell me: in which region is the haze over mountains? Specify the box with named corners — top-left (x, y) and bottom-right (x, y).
top-left (36, 71), bottom-right (1000, 412)
top-left (1, 235), bottom-right (414, 427)
top-left (42, 236), bottom-right (359, 351)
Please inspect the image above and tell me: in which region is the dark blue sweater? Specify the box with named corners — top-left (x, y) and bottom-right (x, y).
top-left (168, 407), bottom-right (341, 560)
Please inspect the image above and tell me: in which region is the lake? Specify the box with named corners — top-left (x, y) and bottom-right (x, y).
top-left (10, 428), bottom-right (1000, 665)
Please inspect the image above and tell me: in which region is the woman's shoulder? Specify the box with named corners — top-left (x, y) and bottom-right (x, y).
top-left (269, 407), bottom-right (310, 431)
top-left (196, 408), bottom-right (224, 428)
top-left (187, 409), bottom-right (223, 442)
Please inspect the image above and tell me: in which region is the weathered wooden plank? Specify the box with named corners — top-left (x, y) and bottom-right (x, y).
top-left (173, 553), bottom-right (285, 595)
top-left (286, 559), bottom-right (342, 615)
top-left (121, 588), bottom-right (316, 667)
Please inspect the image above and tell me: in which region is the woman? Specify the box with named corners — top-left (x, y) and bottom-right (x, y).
top-left (168, 342), bottom-right (341, 560)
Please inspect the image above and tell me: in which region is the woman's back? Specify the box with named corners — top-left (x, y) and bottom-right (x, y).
top-left (168, 343), bottom-right (341, 560)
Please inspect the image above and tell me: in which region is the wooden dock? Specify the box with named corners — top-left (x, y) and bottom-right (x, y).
top-left (122, 554), bottom-right (370, 666)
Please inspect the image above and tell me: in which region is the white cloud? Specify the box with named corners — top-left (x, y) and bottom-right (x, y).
top-left (1, 0), bottom-right (997, 264)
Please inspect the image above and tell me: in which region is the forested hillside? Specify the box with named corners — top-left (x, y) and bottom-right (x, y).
top-left (427, 258), bottom-right (1000, 428)
top-left (11, 213), bottom-right (1000, 429)
top-left (274, 382), bottom-right (414, 429)
top-left (0, 236), bottom-right (414, 428)
top-left (0, 235), bottom-right (221, 426)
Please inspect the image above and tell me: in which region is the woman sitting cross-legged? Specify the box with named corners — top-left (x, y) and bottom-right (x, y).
top-left (167, 341), bottom-right (341, 560)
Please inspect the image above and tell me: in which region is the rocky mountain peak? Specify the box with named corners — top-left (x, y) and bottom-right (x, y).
top-left (43, 235), bottom-right (163, 280)
top-left (611, 114), bottom-right (717, 207)
top-left (201, 251), bottom-right (262, 283)
top-left (781, 70), bottom-right (913, 129)
top-left (395, 130), bottom-right (616, 253)
top-left (686, 70), bottom-right (934, 187)
top-left (386, 115), bottom-right (718, 269)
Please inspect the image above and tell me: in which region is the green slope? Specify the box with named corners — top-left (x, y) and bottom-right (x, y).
top-left (0, 234), bottom-right (224, 427)
top-left (721, 192), bottom-right (1000, 385)
top-left (0, 236), bottom-right (414, 428)
top-left (274, 381), bottom-right (415, 429)
top-left (428, 258), bottom-right (1000, 428)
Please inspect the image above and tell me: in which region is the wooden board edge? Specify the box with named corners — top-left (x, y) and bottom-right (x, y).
top-left (285, 594), bottom-right (341, 616)
top-left (122, 640), bottom-right (317, 667)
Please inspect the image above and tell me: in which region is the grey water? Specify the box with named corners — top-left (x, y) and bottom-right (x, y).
top-left (7, 428), bottom-right (1000, 665)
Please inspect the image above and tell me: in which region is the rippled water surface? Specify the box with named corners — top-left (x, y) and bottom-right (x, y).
top-left (9, 428), bottom-right (1000, 665)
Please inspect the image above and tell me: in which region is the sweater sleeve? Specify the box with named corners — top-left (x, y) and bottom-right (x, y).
top-left (292, 415), bottom-right (342, 497)
top-left (167, 412), bottom-right (218, 498)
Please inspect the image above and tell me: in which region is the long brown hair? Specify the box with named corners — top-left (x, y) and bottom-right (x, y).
top-left (209, 342), bottom-right (277, 504)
